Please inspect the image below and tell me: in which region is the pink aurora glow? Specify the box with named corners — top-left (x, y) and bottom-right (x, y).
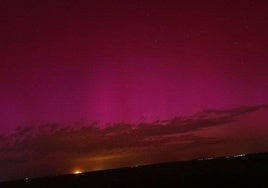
top-left (1, 0), bottom-right (268, 133)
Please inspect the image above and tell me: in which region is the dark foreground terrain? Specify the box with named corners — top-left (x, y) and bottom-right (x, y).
top-left (2, 153), bottom-right (268, 188)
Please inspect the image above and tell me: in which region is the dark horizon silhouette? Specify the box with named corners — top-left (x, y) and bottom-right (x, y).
top-left (2, 152), bottom-right (268, 187)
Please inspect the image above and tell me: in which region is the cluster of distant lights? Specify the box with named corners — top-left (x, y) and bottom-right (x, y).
top-left (226, 154), bottom-right (246, 158)
top-left (198, 153), bottom-right (246, 161)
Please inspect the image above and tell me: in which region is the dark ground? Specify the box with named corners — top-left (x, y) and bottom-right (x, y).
top-left (1, 153), bottom-right (268, 188)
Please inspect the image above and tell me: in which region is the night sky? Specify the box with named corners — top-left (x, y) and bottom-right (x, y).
top-left (1, 0), bottom-right (268, 181)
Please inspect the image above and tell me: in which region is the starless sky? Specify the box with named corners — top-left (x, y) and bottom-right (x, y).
top-left (1, 0), bottom-right (268, 133)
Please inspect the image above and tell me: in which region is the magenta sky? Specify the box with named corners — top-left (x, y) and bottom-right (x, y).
top-left (1, 0), bottom-right (268, 181)
top-left (1, 0), bottom-right (268, 132)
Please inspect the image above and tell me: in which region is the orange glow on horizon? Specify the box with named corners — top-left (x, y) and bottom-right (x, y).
top-left (73, 170), bottom-right (82, 174)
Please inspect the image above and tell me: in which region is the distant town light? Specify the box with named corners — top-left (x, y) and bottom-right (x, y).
top-left (73, 170), bottom-right (82, 174)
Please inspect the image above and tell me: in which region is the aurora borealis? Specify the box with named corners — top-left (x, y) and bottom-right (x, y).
top-left (1, 0), bottom-right (268, 181)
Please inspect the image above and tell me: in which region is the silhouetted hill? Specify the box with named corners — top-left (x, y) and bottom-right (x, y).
top-left (2, 152), bottom-right (268, 187)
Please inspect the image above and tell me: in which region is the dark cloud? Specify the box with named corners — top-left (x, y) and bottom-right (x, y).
top-left (2, 105), bottom-right (265, 154)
